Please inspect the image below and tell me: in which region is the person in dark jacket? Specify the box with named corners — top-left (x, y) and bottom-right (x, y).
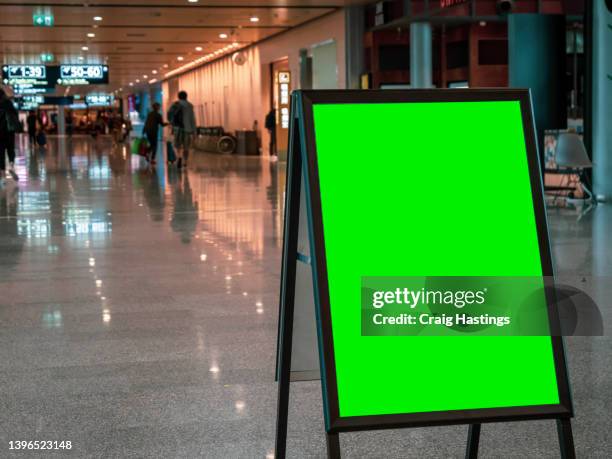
top-left (0, 88), bottom-right (19, 185)
top-left (168, 91), bottom-right (196, 169)
top-left (265, 108), bottom-right (277, 157)
top-left (143, 102), bottom-right (167, 165)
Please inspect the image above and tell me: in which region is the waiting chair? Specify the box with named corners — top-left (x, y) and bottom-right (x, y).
top-left (554, 133), bottom-right (594, 203)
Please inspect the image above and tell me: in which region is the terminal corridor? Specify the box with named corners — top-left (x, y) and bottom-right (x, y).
top-left (0, 136), bottom-right (287, 457)
top-left (0, 137), bottom-right (610, 457)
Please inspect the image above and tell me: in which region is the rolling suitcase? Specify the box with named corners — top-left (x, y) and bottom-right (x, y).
top-left (166, 141), bottom-right (176, 163)
top-left (36, 131), bottom-right (47, 146)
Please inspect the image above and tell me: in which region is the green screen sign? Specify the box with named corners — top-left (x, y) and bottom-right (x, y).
top-left (313, 99), bottom-right (560, 418)
top-left (283, 90), bottom-right (573, 435)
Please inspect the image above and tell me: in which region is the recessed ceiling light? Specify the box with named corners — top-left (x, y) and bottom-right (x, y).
top-left (93, 16), bottom-right (103, 21)
top-left (177, 56), bottom-right (184, 61)
top-left (129, 82), bottom-right (133, 86)
top-left (195, 46), bottom-right (203, 51)
top-left (250, 16), bottom-right (260, 23)
top-left (136, 79), bottom-right (140, 83)
top-left (188, 0), bottom-right (199, 3)
top-left (143, 75), bottom-right (148, 78)
top-left (152, 70), bottom-right (158, 74)
top-left (163, 64), bottom-right (169, 68)
top-left (82, 46), bottom-right (89, 51)
top-left (219, 33), bottom-right (228, 39)
top-left (87, 33), bottom-right (95, 38)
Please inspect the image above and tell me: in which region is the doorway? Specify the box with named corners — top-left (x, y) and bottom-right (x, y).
top-left (270, 58), bottom-right (290, 160)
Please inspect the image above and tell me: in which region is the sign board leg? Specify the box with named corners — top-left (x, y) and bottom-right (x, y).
top-left (326, 433), bottom-right (341, 459)
top-left (274, 338), bottom-right (293, 459)
top-left (465, 423), bottom-right (481, 459)
top-left (556, 418), bottom-right (576, 459)
top-left (274, 107), bottom-right (303, 459)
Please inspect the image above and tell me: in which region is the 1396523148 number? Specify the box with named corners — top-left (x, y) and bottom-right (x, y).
top-left (9, 441), bottom-right (72, 450)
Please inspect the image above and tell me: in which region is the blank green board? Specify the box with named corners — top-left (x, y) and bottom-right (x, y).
top-left (310, 101), bottom-right (560, 418)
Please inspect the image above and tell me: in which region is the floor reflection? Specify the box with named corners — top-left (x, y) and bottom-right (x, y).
top-left (170, 170), bottom-right (198, 244)
top-left (0, 135), bottom-right (285, 256)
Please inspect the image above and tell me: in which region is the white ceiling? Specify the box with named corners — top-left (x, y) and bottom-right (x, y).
top-left (0, 0), bottom-right (368, 94)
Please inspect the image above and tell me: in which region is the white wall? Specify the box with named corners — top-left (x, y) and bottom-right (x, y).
top-left (162, 10), bottom-right (346, 154)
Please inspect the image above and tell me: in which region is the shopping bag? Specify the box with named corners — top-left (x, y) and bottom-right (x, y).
top-left (139, 138), bottom-right (150, 157)
top-left (131, 137), bottom-right (142, 155)
top-left (131, 137), bottom-right (149, 156)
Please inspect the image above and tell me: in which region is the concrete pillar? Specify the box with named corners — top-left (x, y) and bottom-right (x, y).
top-left (592, 0), bottom-right (612, 200)
top-left (410, 22), bottom-right (432, 88)
top-left (57, 105), bottom-right (66, 136)
top-left (345, 6), bottom-right (365, 89)
top-left (508, 14), bottom-right (566, 162)
top-left (139, 90), bottom-right (150, 122)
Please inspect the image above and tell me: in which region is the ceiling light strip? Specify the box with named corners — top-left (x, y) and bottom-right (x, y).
top-left (163, 42), bottom-right (240, 79)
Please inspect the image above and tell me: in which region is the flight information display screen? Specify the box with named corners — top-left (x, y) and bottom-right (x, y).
top-left (3, 65), bottom-right (55, 93)
top-left (86, 94), bottom-right (114, 106)
top-left (3, 65), bottom-right (46, 80)
top-left (58, 65), bottom-right (109, 85)
top-left (14, 95), bottom-right (45, 111)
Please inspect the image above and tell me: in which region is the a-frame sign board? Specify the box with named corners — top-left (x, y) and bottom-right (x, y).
top-left (275, 89), bottom-right (575, 458)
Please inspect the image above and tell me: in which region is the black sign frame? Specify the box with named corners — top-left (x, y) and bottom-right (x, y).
top-left (275, 89), bottom-right (575, 459)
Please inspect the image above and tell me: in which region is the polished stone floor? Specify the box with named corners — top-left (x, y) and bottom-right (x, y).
top-left (0, 135), bottom-right (610, 458)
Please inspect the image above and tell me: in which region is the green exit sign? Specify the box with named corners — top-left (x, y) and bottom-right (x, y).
top-left (40, 53), bottom-right (54, 62)
top-left (33, 13), bottom-right (54, 27)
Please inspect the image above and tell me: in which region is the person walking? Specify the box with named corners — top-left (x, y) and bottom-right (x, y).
top-left (0, 88), bottom-right (20, 185)
top-left (26, 110), bottom-right (38, 146)
top-left (143, 102), bottom-right (167, 165)
top-left (167, 91), bottom-right (196, 169)
top-left (265, 108), bottom-right (277, 158)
